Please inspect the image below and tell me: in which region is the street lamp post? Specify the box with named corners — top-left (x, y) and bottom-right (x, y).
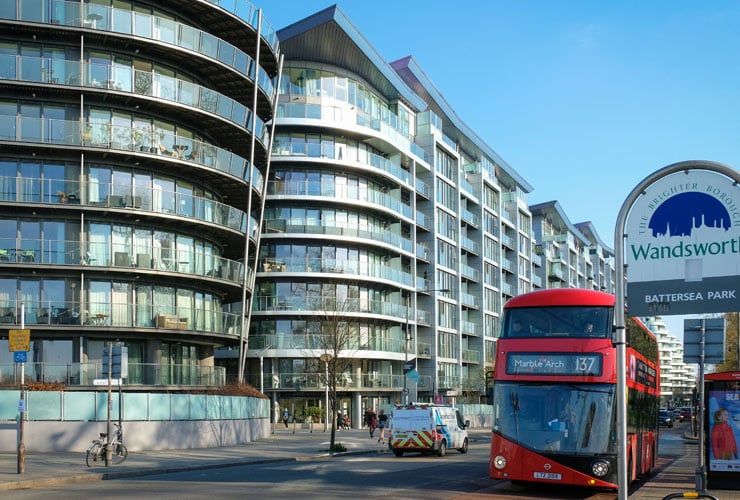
top-left (403, 288), bottom-right (449, 405)
top-left (254, 345), bottom-right (272, 395)
top-left (403, 294), bottom-right (410, 405)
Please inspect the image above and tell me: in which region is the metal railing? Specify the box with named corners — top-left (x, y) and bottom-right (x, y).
top-left (0, 236), bottom-right (246, 285)
top-left (0, 300), bottom-right (242, 337)
top-left (0, 362), bottom-right (225, 387)
top-left (0, 0), bottom-right (278, 96)
top-left (248, 334), bottom-right (406, 354)
top-left (0, 116), bottom-right (262, 187)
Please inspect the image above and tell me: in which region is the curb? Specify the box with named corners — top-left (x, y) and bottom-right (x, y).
top-left (682, 432), bottom-right (699, 444)
top-left (0, 448), bottom-right (385, 492)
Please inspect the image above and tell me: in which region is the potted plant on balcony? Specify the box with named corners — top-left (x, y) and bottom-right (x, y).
top-left (81, 124), bottom-right (93, 144)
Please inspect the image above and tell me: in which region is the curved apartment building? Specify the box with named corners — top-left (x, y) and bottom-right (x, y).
top-left (245, 6), bottom-right (538, 425)
top-left (0, 1), bottom-right (280, 386)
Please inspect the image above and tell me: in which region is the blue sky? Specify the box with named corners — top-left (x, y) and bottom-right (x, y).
top-left (260, 1), bottom-right (740, 337)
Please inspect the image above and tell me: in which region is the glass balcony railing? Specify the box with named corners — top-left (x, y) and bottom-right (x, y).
top-left (0, 0), bottom-right (277, 99)
top-left (272, 136), bottom-right (416, 191)
top-left (267, 180), bottom-right (412, 218)
top-left (416, 242), bottom-right (429, 261)
top-left (0, 116), bottom-right (263, 188)
top-left (415, 211), bottom-right (431, 230)
top-left (438, 375), bottom-right (460, 390)
top-left (462, 349), bottom-right (481, 363)
top-left (252, 295), bottom-right (413, 324)
top-left (0, 237), bottom-right (248, 285)
top-left (202, 0), bottom-right (280, 52)
top-left (0, 55), bottom-right (265, 138)
top-left (258, 257), bottom-right (412, 286)
top-left (460, 263), bottom-right (480, 282)
top-left (245, 371), bottom-right (404, 391)
top-left (248, 334), bottom-right (406, 355)
top-left (460, 207), bottom-right (479, 227)
top-left (461, 320), bottom-right (481, 336)
top-left (461, 292), bottom-right (479, 308)
top-left (0, 361), bottom-right (226, 387)
top-left (0, 175), bottom-right (255, 236)
top-left (0, 300), bottom-right (243, 337)
top-left (262, 219), bottom-right (413, 253)
top-left (460, 235), bottom-right (480, 254)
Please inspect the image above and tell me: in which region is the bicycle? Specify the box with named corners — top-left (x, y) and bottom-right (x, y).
top-left (85, 423), bottom-right (128, 467)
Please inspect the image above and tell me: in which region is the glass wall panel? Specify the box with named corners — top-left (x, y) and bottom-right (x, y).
top-left (63, 392), bottom-right (96, 421)
top-left (26, 392), bottom-right (61, 420)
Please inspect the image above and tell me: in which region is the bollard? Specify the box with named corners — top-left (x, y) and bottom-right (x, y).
top-left (661, 492), bottom-right (720, 500)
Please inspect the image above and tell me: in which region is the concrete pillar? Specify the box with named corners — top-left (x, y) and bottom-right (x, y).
top-left (199, 344), bottom-right (214, 366)
top-left (198, 345), bottom-right (215, 385)
top-left (353, 392), bottom-right (362, 429)
top-left (146, 340), bottom-right (162, 385)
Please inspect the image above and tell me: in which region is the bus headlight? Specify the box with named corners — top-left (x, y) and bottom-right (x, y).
top-left (493, 455), bottom-right (507, 469)
top-left (591, 460), bottom-right (609, 477)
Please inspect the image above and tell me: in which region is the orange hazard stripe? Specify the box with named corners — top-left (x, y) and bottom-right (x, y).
top-left (393, 431), bottom-right (435, 448)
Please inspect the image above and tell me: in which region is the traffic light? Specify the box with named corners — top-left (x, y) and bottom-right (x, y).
top-left (102, 344), bottom-right (128, 379)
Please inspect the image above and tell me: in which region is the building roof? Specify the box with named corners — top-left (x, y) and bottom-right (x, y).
top-left (530, 200), bottom-right (590, 246)
top-left (574, 221), bottom-right (614, 256)
top-left (277, 5), bottom-right (533, 193)
top-left (276, 5), bottom-right (426, 111)
top-left (392, 56), bottom-right (533, 192)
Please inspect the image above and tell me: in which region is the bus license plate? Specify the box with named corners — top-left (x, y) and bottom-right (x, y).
top-left (534, 472), bottom-right (562, 480)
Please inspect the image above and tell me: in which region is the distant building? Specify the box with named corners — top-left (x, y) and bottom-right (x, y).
top-left (530, 201), bottom-right (615, 293)
top-left (641, 316), bottom-right (697, 405)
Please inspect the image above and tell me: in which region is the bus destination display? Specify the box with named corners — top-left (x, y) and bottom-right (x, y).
top-left (506, 352), bottom-right (603, 376)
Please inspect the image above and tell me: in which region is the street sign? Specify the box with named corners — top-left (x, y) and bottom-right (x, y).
top-left (403, 358), bottom-right (416, 374)
top-left (683, 318), bottom-right (725, 364)
top-left (625, 169), bottom-right (740, 316)
top-left (92, 378), bottom-right (121, 386)
top-left (13, 351), bottom-right (27, 363)
top-left (8, 329), bottom-right (30, 352)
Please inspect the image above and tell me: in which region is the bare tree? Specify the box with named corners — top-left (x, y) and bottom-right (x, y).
top-left (714, 312), bottom-right (740, 373)
top-left (311, 293), bottom-right (357, 452)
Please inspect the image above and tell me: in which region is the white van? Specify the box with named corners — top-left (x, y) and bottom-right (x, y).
top-left (388, 403), bottom-right (469, 457)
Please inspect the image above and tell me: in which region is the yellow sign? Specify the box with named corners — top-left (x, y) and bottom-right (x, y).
top-left (9, 329), bottom-right (30, 352)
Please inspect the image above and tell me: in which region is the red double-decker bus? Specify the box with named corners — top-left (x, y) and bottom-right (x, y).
top-left (489, 289), bottom-right (660, 490)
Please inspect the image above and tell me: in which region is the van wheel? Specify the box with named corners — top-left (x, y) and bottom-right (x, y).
top-left (393, 449), bottom-right (404, 457)
top-left (437, 440), bottom-right (447, 457)
top-left (458, 438), bottom-right (469, 454)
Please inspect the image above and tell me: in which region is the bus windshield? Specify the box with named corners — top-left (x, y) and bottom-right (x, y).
top-left (492, 382), bottom-right (616, 455)
top-left (503, 306), bottom-right (612, 338)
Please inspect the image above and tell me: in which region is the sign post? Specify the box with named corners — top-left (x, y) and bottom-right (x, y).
top-left (616, 160), bottom-right (739, 499)
top-left (10, 321), bottom-right (30, 475)
top-left (683, 318), bottom-right (725, 491)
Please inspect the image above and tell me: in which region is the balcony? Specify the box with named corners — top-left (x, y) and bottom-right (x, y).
top-left (0, 361), bottom-right (225, 387)
top-left (1, 299), bottom-right (243, 337)
top-left (0, 236), bottom-right (246, 285)
top-left (0, 116), bottom-right (262, 187)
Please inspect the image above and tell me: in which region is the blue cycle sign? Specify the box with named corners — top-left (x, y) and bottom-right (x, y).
top-left (626, 167), bottom-right (740, 315)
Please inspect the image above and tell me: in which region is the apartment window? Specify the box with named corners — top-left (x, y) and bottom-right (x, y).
top-left (437, 239), bottom-right (456, 268)
top-left (438, 300), bottom-right (455, 330)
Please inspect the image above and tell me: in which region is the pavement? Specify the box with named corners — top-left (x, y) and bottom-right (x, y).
top-left (0, 426), bottom-right (738, 499)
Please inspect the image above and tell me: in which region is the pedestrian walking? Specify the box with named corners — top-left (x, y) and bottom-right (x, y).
top-left (377, 408), bottom-right (388, 444)
top-left (283, 409), bottom-right (289, 428)
top-left (364, 407), bottom-right (377, 438)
